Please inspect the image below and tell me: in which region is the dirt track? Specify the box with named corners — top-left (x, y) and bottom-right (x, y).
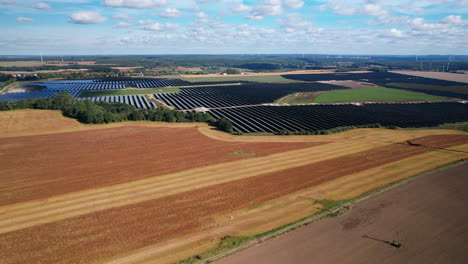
top-left (219, 163), bottom-right (468, 264)
top-left (0, 135), bottom-right (466, 264)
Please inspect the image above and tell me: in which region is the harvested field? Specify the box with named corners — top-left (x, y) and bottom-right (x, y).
top-left (0, 135), bottom-right (466, 264)
top-left (392, 70), bottom-right (468, 83)
top-left (219, 162), bottom-right (468, 264)
top-left (0, 125), bottom-right (315, 205)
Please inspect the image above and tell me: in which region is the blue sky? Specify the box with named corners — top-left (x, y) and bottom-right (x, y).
top-left (1, 0), bottom-right (467, 55)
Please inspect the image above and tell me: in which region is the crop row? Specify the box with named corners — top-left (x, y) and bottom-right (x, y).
top-left (209, 102), bottom-right (468, 133)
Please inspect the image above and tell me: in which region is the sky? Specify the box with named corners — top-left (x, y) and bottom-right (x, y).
top-left (0, 0), bottom-right (467, 55)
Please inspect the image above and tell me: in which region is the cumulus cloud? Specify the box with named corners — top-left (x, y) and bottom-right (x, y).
top-left (283, 0), bottom-right (303, 9)
top-left (68, 11), bottom-right (107, 24)
top-left (248, 0), bottom-right (282, 20)
top-left (389, 28), bottom-right (405, 38)
top-left (144, 21), bottom-right (179, 31)
top-left (196, 11), bottom-right (208, 19)
top-left (318, 2), bottom-right (356, 16)
top-left (33, 2), bottom-right (51, 9)
top-left (230, 3), bottom-right (252, 14)
top-left (16, 17), bottom-right (33, 22)
top-left (159, 8), bottom-right (181, 18)
top-left (103, 0), bottom-right (167, 9)
top-left (441, 15), bottom-right (468, 26)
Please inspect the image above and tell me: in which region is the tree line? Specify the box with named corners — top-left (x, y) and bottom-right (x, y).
top-left (0, 93), bottom-right (234, 133)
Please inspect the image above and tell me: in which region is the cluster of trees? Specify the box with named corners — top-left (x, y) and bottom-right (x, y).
top-left (275, 123), bottom-right (383, 135)
top-left (0, 93), bottom-right (234, 133)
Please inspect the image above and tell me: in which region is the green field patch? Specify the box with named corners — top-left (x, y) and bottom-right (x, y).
top-left (313, 87), bottom-right (446, 103)
top-left (388, 83), bottom-right (468, 95)
top-left (182, 75), bottom-right (299, 83)
top-left (275, 92), bottom-right (323, 104)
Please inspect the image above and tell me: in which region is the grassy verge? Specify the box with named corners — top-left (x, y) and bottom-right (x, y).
top-left (313, 86), bottom-right (446, 103)
top-left (173, 159), bottom-right (467, 264)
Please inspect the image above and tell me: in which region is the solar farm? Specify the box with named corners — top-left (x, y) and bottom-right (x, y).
top-left (1, 70), bottom-right (468, 264)
top-left (1, 72), bottom-right (468, 132)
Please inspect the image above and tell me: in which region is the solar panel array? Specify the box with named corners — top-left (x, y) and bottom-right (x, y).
top-left (0, 91), bottom-right (62, 102)
top-left (79, 95), bottom-right (156, 109)
top-left (209, 102), bottom-right (468, 133)
top-left (0, 78), bottom-right (191, 102)
top-left (154, 82), bottom-right (349, 110)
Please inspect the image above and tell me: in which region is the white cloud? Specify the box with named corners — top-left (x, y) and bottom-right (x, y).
top-left (33, 2), bottom-right (51, 9)
top-left (68, 11), bottom-right (107, 24)
top-left (16, 17), bottom-right (33, 22)
top-left (230, 3), bottom-right (252, 14)
top-left (103, 0), bottom-right (167, 9)
top-left (283, 0), bottom-right (303, 10)
top-left (363, 4), bottom-right (388, 18)
top-left (144, 21), bottom-right (179, 31)
top-left (0, 0), bottom-right (15, 4)
top-left (114, 21), bottom-right (132, 28)
top-left (246, 14), bottom-right (263, 20)
top-left (249, 0), bottom-right (283, 19)
top-left (318, 2), bottom-right (356, 16)
top-left (441, 15), bottom-right (468, 26)
top-left (196, 11), bottom-right (208, 19)
top-left (113, 13), bottom-right (131, 20)
top-left (389, 28), bottom-right (405, 38)
top-left (159, 8), bottom-right (181, 18)
top-left (277, 13), bottom-right (314, 33)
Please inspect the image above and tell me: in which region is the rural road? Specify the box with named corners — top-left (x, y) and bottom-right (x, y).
top-left (218, 162), bottom-right (468, 264)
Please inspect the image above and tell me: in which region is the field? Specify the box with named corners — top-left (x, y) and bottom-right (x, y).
top-left (0, 109), bottom-right (467, 264)
top-left (312, 87), bottom-right (446, 103)
top-left (0, 61), bottom-right (44, 67)
top-left (219, 162), bottom-right (468, 264)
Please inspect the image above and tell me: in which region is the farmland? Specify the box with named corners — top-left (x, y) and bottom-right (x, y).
top-left (312, 87), bottom-right (446, 103)
top-left (0, 110), bottom-right (467, 264)
top-left (218, 163), bottom-right (468, 264)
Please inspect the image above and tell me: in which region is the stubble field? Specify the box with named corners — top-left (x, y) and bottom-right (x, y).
top-left (0, 109), bottom-right (467, 264)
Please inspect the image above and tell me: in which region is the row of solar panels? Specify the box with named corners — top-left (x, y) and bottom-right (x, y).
top-left (79, 95), bottom-right (156, 109)
top-left (0, 91), bottom-right (80, 102)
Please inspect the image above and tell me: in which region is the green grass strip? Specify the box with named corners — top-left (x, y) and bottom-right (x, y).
top-left (313, 86), bottom-right (446, 103)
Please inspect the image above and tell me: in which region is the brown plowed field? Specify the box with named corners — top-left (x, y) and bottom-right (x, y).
top-left (0, 126), bottom-right (317, 205)
top-left (219, 163), bottom-right (468, 264)
top-left (1, 135), bottom-right (466, 264)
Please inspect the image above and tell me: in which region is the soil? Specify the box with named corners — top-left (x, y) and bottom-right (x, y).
top-left (0, 135), bottom-right (466, 264)
top-left (218, 162), bottom-right (468, 264)
top-left (0, 126), bottom-right (315, 205)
